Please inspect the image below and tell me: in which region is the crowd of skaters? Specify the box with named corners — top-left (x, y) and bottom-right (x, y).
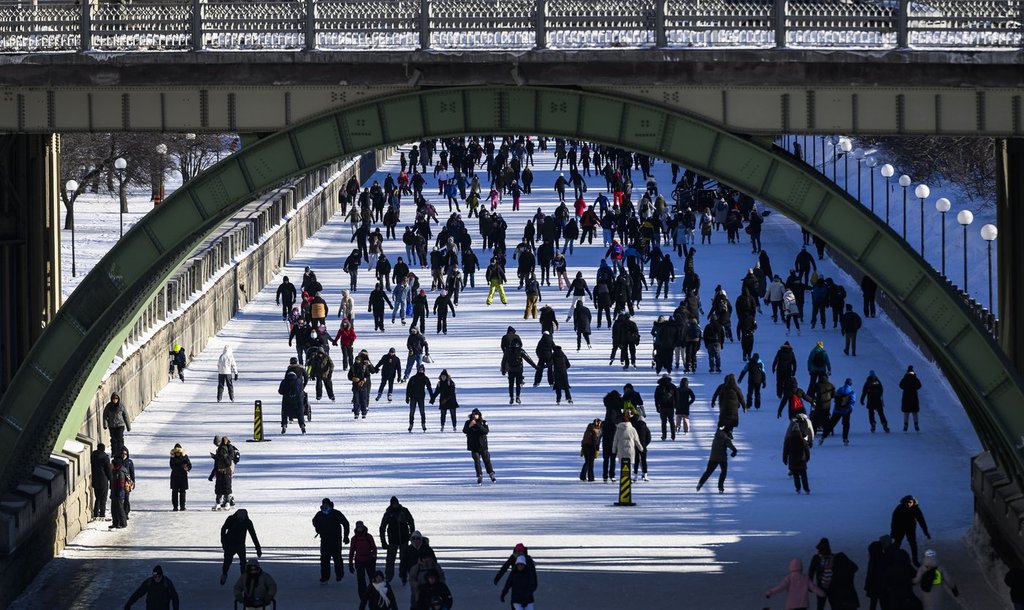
top-left (95, 136), bottom-right (996, 609)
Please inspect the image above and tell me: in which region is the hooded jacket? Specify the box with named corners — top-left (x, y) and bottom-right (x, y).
top-left (432, 370), bottom-right (458, 409)
top-left (612, 420), bottom-right (641, 463)
top-left (233, 559), bottom-right (276, 605)
top-left (217, 346), bottom-right (238, 375)
top-left (767, 558), bottom-right (825, 610)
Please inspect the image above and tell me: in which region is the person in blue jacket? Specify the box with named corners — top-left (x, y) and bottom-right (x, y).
top-left (810, 277), bottom-right (829, 329)
top-left (820, 377), bottom-right (856, 445)
top-left (807, 341), bottom-right (831, 388)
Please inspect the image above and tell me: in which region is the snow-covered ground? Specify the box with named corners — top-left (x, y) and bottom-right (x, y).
top-left (20, 145), bottom-right (1005, 609)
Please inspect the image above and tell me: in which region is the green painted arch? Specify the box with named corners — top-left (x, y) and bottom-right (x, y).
top-left (1, 85), bottom-right (1022, 493)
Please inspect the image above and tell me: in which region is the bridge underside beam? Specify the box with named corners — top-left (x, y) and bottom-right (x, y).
top-left (0, 134), bottom-right (61, 398)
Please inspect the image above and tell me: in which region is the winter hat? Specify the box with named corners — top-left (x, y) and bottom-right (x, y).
top-left (816, 538), bottom-right (831, 553)
top-left (173, 443), bottom-right (181, 449)
top-left (356, 521), bottom-right (366, 532)
top-left (845, 378), bottom-right (853, 385)
top-left (152, 565), bottom-right (163, 576)
top-left (321, 497), bottom-right (332, 508)
top-left (816, 341), bottom-right (824, 348)
top-left (390, 496), bottom-right (400, 506)
top-left (516, 556), bottom-right (527, 566)
top-left (907, 365), bottom-right (915, 373)
top-left (514, 543), bottom-right (526, 554)
top-left (869, 370), bottom-right (876, 377)
top-left (389, 348), bottom-right (396, 354)
top-left (411, 530), bottom-right (423, 540)
top-left (290, 357), bottom-right (298, 365)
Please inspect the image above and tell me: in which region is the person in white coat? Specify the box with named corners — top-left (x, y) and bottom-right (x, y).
top-left (766, 275), bottom-right (786, 323)
top-left (913, 549), bottom-right (959, 610)
top-left (217, 346), bottom-right (239, 402)
top-left (612, 411), bottom-right (641, 474)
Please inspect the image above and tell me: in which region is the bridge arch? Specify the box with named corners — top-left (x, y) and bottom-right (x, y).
top-left (1, 85), bottom-right (1022, 492)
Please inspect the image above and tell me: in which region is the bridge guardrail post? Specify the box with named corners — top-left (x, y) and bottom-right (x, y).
top-left (773, 0), bottom-right (786, 49)
top-left (536, 0), bottom-right (547, 49)
top-left (79, 0), bottom-right (91, 52)
top-left (191, 0), bottom-right (203, 51)
top-left (897, 0), bottom-right (909, 49)
top-left (419, 0), bottom-right (431, 50)
top-left (304, 0), bottom-right (316, 51)
top-left (655, 0), bottom-right (666, 48)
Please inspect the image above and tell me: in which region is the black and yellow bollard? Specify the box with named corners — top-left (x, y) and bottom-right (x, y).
top-left (614, 459), bottom-right (635, 506)
top-left (246, 400), bottom-right (272, 443)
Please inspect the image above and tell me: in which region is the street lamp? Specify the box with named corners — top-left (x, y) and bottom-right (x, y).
top-left (880, 164), bottom-right (894, 224)
top-left (155, 143), bottom-right (168, 206)
top-left (981, 223), bottom-right (998, 312)
top-left (898, 174), bottom-right (912, 239)
top-left (935, 197), bottom-right (950, 277)
top-left (830, 137), bottom-right (838, 182)
top-left (840, 138), bottom-right (853, 190)
top-left (957, 209), bottom-right (974, 292)
top-left (914, 183), bottom-right (929, 256)
top-left (114, 157), bottom-right (127, 238)
top-left (66, 179), bottom-right (79, 278)
top-left (853, 148), bottom-right (865, 202)
top-left (866, 157), bottom-right (878, 213)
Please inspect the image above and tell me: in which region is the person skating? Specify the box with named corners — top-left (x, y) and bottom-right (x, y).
top-left (550, 345), bottom-right (573, 404)
top-left (580, 418), bottom-right (601, 482)
top-left (674, 377), bottom-right (696, 435)
top-left (406, 364), bottom-right (434, 432)
top-left (349, 349), bottom-right (374, 419)
top-left (431, 369), bottom-right (459, 431)
top-left (913, 549), bottom-right (959, 609)
top-left (703, 317), bottom-right (725, 373)
top-left (208, 435), bottom-right (240, 510)
top-left (486, 257), bottom-right (508, 305)
top-left (765, 558), bottom-right (826, 609)
top-left (411, 288), bottom-right (430, 333)
top-left (168, 343), bottom-right (187, 382)
top-left (808, 374), bottom-right (836, 435)
top-left (861, 370), bottom-right (891, 433)
top-left (654, 375), bottom-right (677, 441)
top-left (840, 303), bottom-right (862, 356)
top-left (538, 303), bottom-right (559, 335)
top-left (824, 549), bottom-right (861, 610)
top-left (124, 565), bottom-right (180, 610)
top-left (404, 327), bottom-right (430, 380)
top-left (109, 456), bottom-right (129, 529)
top-left (400, 530), bottom-right (434, 587)
top-left (572, 300), bottom-right (593, 350)
top-left (611, 313), bottom-right (640, 370)
top-left (333, 319), bottom-right (357, 371)
top-left (416, 570), bottom-right (453, 610)
top-left (233, 558), bottom-right (276, 609)
top-left (349, 521), bottom-right (378, 609)
top-left (312, 497), bottom-right (351, 583)
top-left (864, 535), bottom-right (895, 610)
top-left (102, 392), bottom-right (131, 459)
top-left (220, 509), bottom-right (263, 585)
top-left (500, 556), bottom-right (538, 610)
top-left (710, 373), bottom-right (745, 433)
top-left (275, 275), bottom-right (297, 320)
top-left (91, 442), bottom-right (112, 519)
top-left (820, 377), bottom-right (856, 445)
top-left (217, 345), bottom-right (239, 402)
top-left (379, 496), bottom-right (416, 582)
top-left (368, 282), bottom-right (394, 332)
top-left (364, 570), bottom-right (398, 610)
top-left (891, 495), bottom-right (931, 567)
top-left (464, 408), bottom-right (496, 485)
top-left (308, 346), bottom-right (336, 402)
top-left (696, 426), bottom-right (737, 493)
top-left (899, 365), bottom-right (922, 432)
top-left (432, 288), bottom-right (456, 334)
top-left (120, 446), bottom-right (136, 518)
top-left (807, 341), bottom-right (831, 388)
top-left (278, 369), bottom-right (306, 434)
top-left (632, 414), bottom-right (652, 482)
top-left (601, 393), bottom-right (623, 483)
top-left (737, 352), bottom-right (767, 410)
top-left (374, 348), bottom-right (403, 402)
top-left (501, 335), bottom-right (537, 405)
top-left (533, 330), bottom-right (555, 387)
top-left (169, 443), bottom-right (191, 512)
top-left (772, 341), bottom-right (798, 399)
top-left (807, 538), bottom-right (834, 608)
top-left (612, 410), bottom-right (641, 478)
top-left (494, 543), bottom-right (538, 589)
top-left (783, 424), bottom-right (811, 494)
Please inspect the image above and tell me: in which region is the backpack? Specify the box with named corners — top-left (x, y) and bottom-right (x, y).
top-left (789, 394), bottom-right (804, 414)
top-left (920, 567), bottom-right (939, 592)
top-left (812, 350), bottom-right (826, 368)
top-left (123, 470), bottom-right (135, 493)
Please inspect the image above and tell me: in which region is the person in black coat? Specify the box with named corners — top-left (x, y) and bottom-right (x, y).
top-left (125, 565), bottom-right (180, 610)
top-left (572, 300), bottom-right (592, 350)
top-left (538, 304), bottom-right (559, 335)
top-left (890, 495), bottom-right (931, 567)
top-left (674, 377), bottom-right (696, 435)
top-left (463, 408), bottom-right (496, 484)
top-left (379, 497), bottom-right (416, 583)
top-left (864, 535), bottom-right (894, 610)
top-left (374, 348), bottom-right (403, 402)
top-left (276, 276), bottom-right (297, 320)
top-left (432, 289), bottom-right (456, 334)
top-left (500, 556), bottom-right (538, 609)
top-left (611, 313), bottom-right (639, 369)
top-left (772, 341), bottom-right (798, 399)
top-left (826, 551), bottom-right (860, 610)
top-left (168, 443), bottom-right (191, 512)
top-left (534, 331), bottom-right (555, 386)
top-left (405, 364), bottom-right (434, 432)
top-left (898, 365), bottom-right (922, 432)
top-left (312, 498), bottom-right (351, 583)
top-left (840, 303), bottom-right (862, 356)
top-left (91, 443), bottom-right (112, 519)
top-left (368, 283), bottom-right (394, 332)
top-left (501, 339), bottom-right (537, 405)
top-left (220, 509), bottom-right (263, 584)
top-left (696, 426), bottom-right (737, 493)
top-left (364, 570), bottom-right (399, 609)
top-left (861, 370), bottom-right (890, 433)
top-left (783, 425), bottom-right (810, 494)
top-left (602, 391), bottom-right (624, 482)
top-left (550, 345), bottom-right (573, 404)
top-left (654, 375), bottom-right (677, 441)
top-left (344, 249), bottom-right (363, 291)
top-left (431, 369), bottom-right (459, 431)
top-left (861, 274), bottom-right (878, 318)
top-left (737, 352), bottom-right (767, 410)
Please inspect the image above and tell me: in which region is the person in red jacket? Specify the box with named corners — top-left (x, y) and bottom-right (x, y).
top-left (349, 520), bottom-right (379, 608)
top-left (333, 319), bottom-right (358, 371)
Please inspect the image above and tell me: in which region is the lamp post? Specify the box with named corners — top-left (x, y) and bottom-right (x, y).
top-left (820, 136), bottom-right (827, 173)
top-left (830, 138), bottom-right (838, 182)
top-left (981, 224), bottom-right (998, 312)
top-left (880, 164), bottom-right (894, 224)
top-left (853, 148), bottom-right (865, 202)
top-left (114, 157), bottom-right (127, 237)
top-left (957, 210), bottom-right (974, 292)
top-left (866, 157), bottom-right (878, 213)
top-left (898, 174), bottom-right (911, 239)
top-left (66, 179), bottom-right (79, 277)
top-left (935, 197), bottom-right (950, 277)
top-left (840, 138), bottom-right (853, 190)
top-left (155, 143), bottom-right (168, 206)
top-left (914, 183), bottom-right (929, 256)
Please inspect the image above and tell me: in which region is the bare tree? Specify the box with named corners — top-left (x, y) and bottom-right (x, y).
top-left (168, 133), bottom-right (223, 183)
top-left (858, 137), bottom-right (996, 205)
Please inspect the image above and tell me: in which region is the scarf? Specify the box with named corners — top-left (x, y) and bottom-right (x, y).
top-left (372, 581), bottom-right (390, 608)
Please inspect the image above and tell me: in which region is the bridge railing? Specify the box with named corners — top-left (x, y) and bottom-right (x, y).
top-left (0, 0), bottom-right (1019, 53)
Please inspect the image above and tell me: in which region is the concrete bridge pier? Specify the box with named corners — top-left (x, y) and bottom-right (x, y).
top-left (0, 134), bottom-right (61, 398)
top-left (972, 137), bottom-right (1024, 572)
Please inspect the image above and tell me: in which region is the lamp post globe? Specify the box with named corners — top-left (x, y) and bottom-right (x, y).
top-left (866, 157), bottom-right (878, 212)
top-left (114, 157), bottom-right (128, 237)
top-left (935, 197), bottom-right (950, 276)
top-left (914, 184), bottom-right (929, 255)
top-left (155, 143), bottom-right (168, 205)
top-left (880, 164), bottom-right (894, 223)
top-left (839, 138), bottom-right (853, 190)
top-left (898, 175), bottom-right (912, 239)
top-left (957, 210), bottom-right (974, 293)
